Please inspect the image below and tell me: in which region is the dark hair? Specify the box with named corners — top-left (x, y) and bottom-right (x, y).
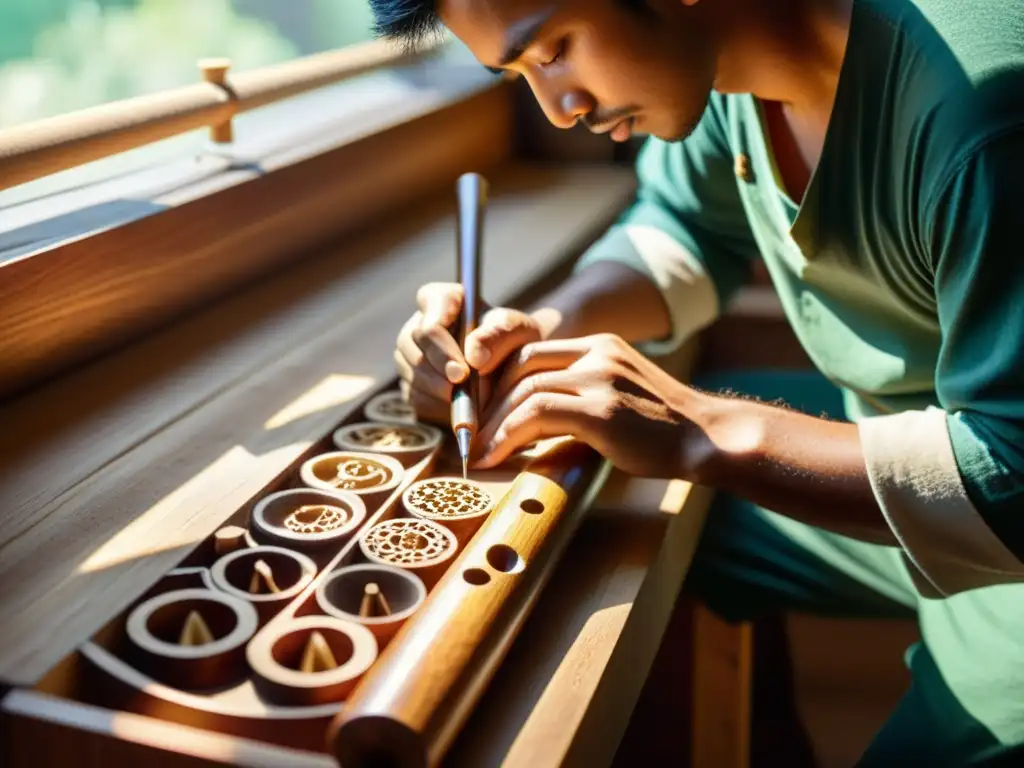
top-left (369, 0), bottom-right (444, 52)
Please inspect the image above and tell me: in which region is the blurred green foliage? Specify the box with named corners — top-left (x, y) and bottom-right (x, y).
top-left (0, 0), bottom-right (378, 127)
top-left (0, 0), bottom-right (134, 61)
top-left (311, 0), bottom-right (376, 50)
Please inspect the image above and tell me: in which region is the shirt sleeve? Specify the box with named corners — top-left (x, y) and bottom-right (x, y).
top-left (858, 131), bottom-right (1024, 597)
top-left (573, 96), bottom-right (761, 356)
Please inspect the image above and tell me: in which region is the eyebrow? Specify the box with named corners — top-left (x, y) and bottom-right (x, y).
top-left (484, 9), bottom-right (555, 74)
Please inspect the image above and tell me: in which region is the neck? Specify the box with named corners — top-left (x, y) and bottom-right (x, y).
top-left (711, 0), bottom-right (854, 125)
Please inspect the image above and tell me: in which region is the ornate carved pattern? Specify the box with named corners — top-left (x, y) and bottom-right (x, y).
top-left (361, 519), bottom-right (454, 566)
top-left (283, 504), bottom-right (351, 534)
top-left (366, 393), bottom-right (417, 423)
top-left (330, 458), bottom-right (393, 490)
top-left (346, 425), bottom-right (429, 450)
top-left (405, 479), bottom-right (492, 519)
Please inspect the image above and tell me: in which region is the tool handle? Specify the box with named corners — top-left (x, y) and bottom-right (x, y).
top-left (451, 173), bottom-right (487, 437)
top-left (455, 172), bottom-right (486, 343)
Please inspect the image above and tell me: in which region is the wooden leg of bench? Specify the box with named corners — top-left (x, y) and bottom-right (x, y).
top-left (691, 603), bottom-right (753, 768)
top-left (610, 593), bottom-right (696, 766)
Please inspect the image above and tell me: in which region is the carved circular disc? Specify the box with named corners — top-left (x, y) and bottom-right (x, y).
top-left (299, 451), bottom-right (404, 498)
top-left (358, 517), bottom-right (458, 570)
top-left (332, 421), bottom-right (441, 460)
top-left (209, 545), bottom-right (317, 607)
top-left (126, 588), bottom-right (258, 662)
top-left (402, 476), bottom-right (494, 523)
top-left (251, 488), bottom-right (366, 549)
top-left (247, 615), bottom-right (378, 705)
top-left (363, 391), bottom-right (417, 425)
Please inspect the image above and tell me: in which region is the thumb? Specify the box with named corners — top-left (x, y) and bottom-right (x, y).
top-left (416, 282), bottom-right (463, 329)
top-left (465, 307), bottom-right (543, 375)
top-left (414, 282), bottom-right (468, 383)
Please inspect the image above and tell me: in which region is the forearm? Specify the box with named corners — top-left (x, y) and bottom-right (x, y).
top-left (526, 261), bottom-right (674, 343)
top-left (695, 393), bottom-right (899, 546)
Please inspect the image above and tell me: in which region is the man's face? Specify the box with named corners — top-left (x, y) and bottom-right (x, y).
top-left (438, 0), bottom-right (718, 143)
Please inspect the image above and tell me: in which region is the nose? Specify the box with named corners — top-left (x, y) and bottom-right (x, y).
top-left (558, 90), bottom-right (595, 128)
top-left (528, 79), bottom-right (595, 130)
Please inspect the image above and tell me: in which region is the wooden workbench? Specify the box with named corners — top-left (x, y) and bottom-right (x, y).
top-left (0, 163), bottom-right (718, 766)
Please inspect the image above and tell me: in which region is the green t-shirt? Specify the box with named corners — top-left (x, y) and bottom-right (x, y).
top-left (577, 0), bottom-right (1024, 556)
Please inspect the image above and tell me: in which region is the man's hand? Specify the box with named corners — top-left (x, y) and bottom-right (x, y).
top-left (472, 333), bottom-right (716, 479)
top-left (469, 331), bottom-right (896, 546)
top-left (394, 282), bottom-right (546, 423)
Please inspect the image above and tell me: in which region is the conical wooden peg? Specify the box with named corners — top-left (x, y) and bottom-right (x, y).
top-left (248, 559), bottom-right (281, 594)
top-left (299, 631), bottom-right (338, 673)
top-left (359, 582), bottom-right (392, 618)
top-left (179, 610), bottom-right (215, 646)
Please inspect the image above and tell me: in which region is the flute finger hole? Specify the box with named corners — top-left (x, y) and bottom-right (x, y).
top-left (520, 498), bottom-right (544, 515)
top-left (486, 544), bottom-right (524, 574)
top-left (463, 568), bottom-right (491, 586)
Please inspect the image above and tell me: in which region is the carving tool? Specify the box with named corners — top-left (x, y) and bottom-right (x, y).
top-left (451, 172), bottom-right (487, 478)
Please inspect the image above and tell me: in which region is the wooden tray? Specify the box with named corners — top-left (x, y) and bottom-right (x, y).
top-left (3, 381), bottom-right (609, 767)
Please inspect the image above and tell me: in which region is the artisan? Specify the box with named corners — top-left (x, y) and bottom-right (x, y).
top-left (376, 0), bottom-right (1024, 763)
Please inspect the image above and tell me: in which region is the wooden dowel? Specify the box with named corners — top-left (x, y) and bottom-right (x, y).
top-left (0, 85), bottom-right (230, 193)
top-left (0, 37), bottom-right (446, 193)
top-left (231, 41), bottom-right (428, 111)
top-left (213, 525), bottom-right (248, 555)
top-left (199, 58), bottom-right (234, 144)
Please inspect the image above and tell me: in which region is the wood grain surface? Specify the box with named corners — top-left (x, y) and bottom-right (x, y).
top-left (331, 440), bottom-right (607, 767)
top-left (0, 38), bottom-right (444, 193)
top-left (0, 77), bottom-right (510, 401)
top-left (0, 163), bottom-right (636, 688)
top-left (2, 159), bottom-right (727, 768)
top-left (2, 468), bottom-right (713, 768)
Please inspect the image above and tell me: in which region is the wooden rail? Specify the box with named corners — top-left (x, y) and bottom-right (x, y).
top-left (0, 37), bottom-right (446, 194)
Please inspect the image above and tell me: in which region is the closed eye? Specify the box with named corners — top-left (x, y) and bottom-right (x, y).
top-left (540, 38), bottom-right (566, 67)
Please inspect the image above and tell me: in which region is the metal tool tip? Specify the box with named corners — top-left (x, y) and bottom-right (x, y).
top-left (455, 427), bottom-right (472, 479)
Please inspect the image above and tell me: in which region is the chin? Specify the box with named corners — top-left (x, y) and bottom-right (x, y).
top-left (666, 115), bottom-right (705, 142)
top-left (649, 125), bottom-right (693, 143)
top-left (653, 98), bottom-right (712, 142)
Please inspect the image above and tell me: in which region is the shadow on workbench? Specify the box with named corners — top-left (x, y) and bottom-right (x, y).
top-left (611, 598), bottom-right (919, 768)
top-left (611, 602), bottom-right (816, 767)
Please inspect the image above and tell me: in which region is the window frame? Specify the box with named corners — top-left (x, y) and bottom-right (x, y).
top-left (0, 50), bottom-right (514, 401)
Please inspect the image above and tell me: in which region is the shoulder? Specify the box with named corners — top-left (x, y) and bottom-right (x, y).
top-left (867, 0), bottom-right (1024, 106)
top-left (865, 0), bottom-right (1024, 183)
